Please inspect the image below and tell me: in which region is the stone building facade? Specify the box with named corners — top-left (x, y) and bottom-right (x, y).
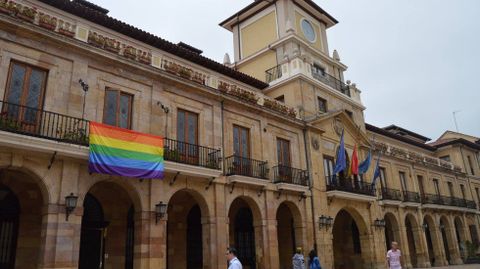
top-left (0, 0), bottom-right (478, 269)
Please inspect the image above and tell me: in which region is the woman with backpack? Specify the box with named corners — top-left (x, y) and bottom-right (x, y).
top-left (308, 249), bottom-right (322, 269)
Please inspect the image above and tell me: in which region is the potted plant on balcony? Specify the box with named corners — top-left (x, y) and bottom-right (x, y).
top-left (0, 112), bottom-right (20, 131)
top-left (104, 37), bottom-right (120, 53)
top-left (229, 86), bottom-right (258, 105)
top-left (2, 1), bottom-right (19, 16)
top-left (139, 51), bottom-right (152, 65)
top-left (191, 72), bottom-right (205, 85)
top-left (163, 61), bottom-right (178, 74)
top-left (218, 81), bottom-right (229, 93)
top-left (178, 66), bottom-right (192, 79)
top-left (123, 45), bottom-right (137, 60)
top-left (38, 13), bottom-right (57, 31)
top-left (61, 127), bottom-right (88, 144)
top-left (58, 21), bottom-right (75, 37)
top-left (17, 5), bottom-right (36, 23)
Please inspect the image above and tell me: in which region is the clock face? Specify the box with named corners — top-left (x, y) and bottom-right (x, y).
top-left (301, 19), bottom-right (316, 43)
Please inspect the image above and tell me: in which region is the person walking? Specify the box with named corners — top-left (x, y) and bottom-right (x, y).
top-left (292, 247), bottom-right (305, 269)
top-left (226, 247), bottom-right (242, 269)
top-left (386, 241), bottom-right (402, 269)
top-left (308, 249), bottom-right (322, 269)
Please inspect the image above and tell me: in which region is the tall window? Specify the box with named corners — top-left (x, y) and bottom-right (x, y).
top-left (467, 156), bottom-right (475, 175)
top-left (440, 155), bottom-right (451, 162)
top-left (433, 179), bottom-right (441, 196)
top-left (177, 109), bottom-right (198, 144)
top-left (3, 61), bottom-right (47, 126)
top-left (323, 156), bottom-right (334, 184)
top-left (417, 176), bottom-right (425, 196)
top-left (447, 182), bottom-right (454, 197)
top-left (312, 64), bottom-right (325, 76)
top-left (275, 95), bottom-right (285, 103)
top-left (379, 167), bottom-right (387, 189)
top-left (460, 184), bottom-right (466, 199)
top-left (317, 97), bottom-right (327, 113)
top-left (399, 172), bottom-right (407, 192)
top-left (277, 138), bottom-right (291, 167)
top-left (103, 88), bottom-right (133, 129)
top-left (233, 125), bottom-right (250, 158)
top-left (476, 188), bottom-right (480, 203)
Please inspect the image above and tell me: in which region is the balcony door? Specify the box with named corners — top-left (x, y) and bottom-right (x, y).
top-left (2, 61), bottom-right (47, 133)
top-left (277, 138), bottom-right (291, 181)
top-left (103, 88), bottom-right (133, 129)
top-left (233, 125), bottom-right (251, 176)
top-left (176, 109), bottom-right (199, 164)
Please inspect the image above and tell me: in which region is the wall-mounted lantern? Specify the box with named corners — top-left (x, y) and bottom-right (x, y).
top-left (65, 193), bottom-right (78, 221)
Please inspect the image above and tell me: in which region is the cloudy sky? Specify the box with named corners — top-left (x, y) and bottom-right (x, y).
top-left (93, 0), bottom-right (480, 140)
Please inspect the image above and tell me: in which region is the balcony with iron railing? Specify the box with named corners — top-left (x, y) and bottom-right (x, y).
top-left (273, 165), bottom-right (309, 186)
top-left (225, 155), bottom-right (269, 180)
top-left (403, 191), bottom-right (421, 203)
top-left (325, 176), bottom-right (376, 196)
top-left (0, 100), bottom-right (222, 170)
top-left (311, 69), bottom-right (351, 97)
top-left (381, 188), bottom-right (403, 201)
top-left (421, 193), bottom-right (478, 210)
top-left (265, 65), bottom-right (282, 83)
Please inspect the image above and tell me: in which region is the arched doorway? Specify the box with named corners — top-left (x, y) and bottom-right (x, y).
top-left (405, 216), bottom-right (418, 267)
top-left (167, 190), bottom-right (208, 269)
top-left (332, 209), bottom-right (371, 269)
top-left (454, 217), bottom-right (466, 261)
top-left (423, 216), bottom-right (437, 266)
top-left (440, 218), bottom-right (451, 264)
top-left (228, 197), bottom-right (262, 269)
top-left (0, 170), bottom-right (46, 269)
top-left (384, 213), bottom-right (401, 252)
top-left (276, 202), bottom-right (303, 269)
top-left (0, 184), bottom-right (19, 269)
top-left (79, 181), bottom-right (138, 269)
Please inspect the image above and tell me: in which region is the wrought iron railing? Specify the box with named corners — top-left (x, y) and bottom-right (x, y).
top-left (273, 165), bottom-right (309, 186)
top-left (225, 155), bottom-right (269, 179)
top-left (466, 200), bottom-right (477, 210)
top-left (265, 65), bottom-right (282, 83)
top-left (421, 194), bottom-right (477, 209)
top-left (381, 188), bottom-right (403, 201)
top-left (325, 176), bottom-right (376, 196)
top-left (0, 100), bottom-right (89, 145)
top-left (402, 191), bottom-right (421, 203)
top-left (163, 138), bottom-right (221, 170)
top-left (311, 69), bottom-right (351, 97)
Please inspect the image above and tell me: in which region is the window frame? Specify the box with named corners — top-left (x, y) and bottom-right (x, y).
top-left (176, 109), bottom-right (199, 145)
top-left (317, 96), bottom-right (327, 113)
top-left (233, 125), bottom-right (250, 158)
top-left (103, 88), bottom-right (133, 129)
top-left (276, 138), bottom-right (291, 167)
top-left (399, 171), bottom-right (407, 192)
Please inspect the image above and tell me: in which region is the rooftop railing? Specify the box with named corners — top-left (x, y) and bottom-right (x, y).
top-left (311, 69), bottom-right (351, 97)
top-left (265, 65), bottom-right (282, 83)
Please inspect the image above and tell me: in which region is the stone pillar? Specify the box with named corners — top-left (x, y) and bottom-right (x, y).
top-left (201, 216), bottom-right (215, 269)
top-left (445, 225), bottom-right (463, 265)
top-left (430, 225), bottom-right (448, 266)
top-left (371, 229), bottom-right (387, 269)
top-left (135, 211), bottom-right (160, 269)
top-left (38, 203), bottom-right (82, 269)
top-left (412, 226), bottom-right (430, 267)
top-left (318, 228), bottom-right (333, 269)
top-left (397, 210), bottom-right (413, 269)
top-left (213, 182), bottom-right (228, 269)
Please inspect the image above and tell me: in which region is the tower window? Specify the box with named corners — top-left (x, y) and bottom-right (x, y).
top-left (317, 97), bottom-right (327, 113)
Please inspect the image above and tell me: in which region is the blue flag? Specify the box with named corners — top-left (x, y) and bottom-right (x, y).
top-left (358, 150), bottom-right (371, 174)
top-left (333, 131), bottom-right (346, 174)
top-left (371, 153), bottom-right (381, 187)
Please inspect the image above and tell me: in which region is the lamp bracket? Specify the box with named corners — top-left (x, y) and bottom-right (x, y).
top-left (47, 151), bottom-right (57, 170)
top-left (205, 177), bottom-right (215, 190)
top-left (169, 172), bottom-right (180, 186)
top-left (298, 192), bottom-right (306, 201)
top-left (257, 187), bottom-right (265, 197)
top-left (229, 182), bottom-right (236, 194)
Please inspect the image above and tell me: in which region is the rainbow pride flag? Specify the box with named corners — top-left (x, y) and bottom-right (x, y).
top-left (88, 122), bottom-right (164, 179)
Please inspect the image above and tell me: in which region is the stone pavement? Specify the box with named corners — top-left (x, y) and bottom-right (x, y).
top-left (414, 265), bottom-right (479, 269)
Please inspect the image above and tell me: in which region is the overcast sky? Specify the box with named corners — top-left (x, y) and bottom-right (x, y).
top-left (92, 0), bottom-right (480, 140)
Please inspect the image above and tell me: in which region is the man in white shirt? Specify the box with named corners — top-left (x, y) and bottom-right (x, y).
top-left (227, 247), bottom-right (242, 269)
top-left (386, 241), bottom-right (402, 269)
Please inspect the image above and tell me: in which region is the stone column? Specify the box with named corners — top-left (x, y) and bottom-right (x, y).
top-left (371, 228), bottom-right (387, 269)
top-left (135, 211), bottom-right (160, 269)
top-left (397, 209), bottom-right (412, 269)
top-left (430, 225), bottom-right (448, 266)
top-left (318, 228), bottom-right (333, 269)
top-left (412, 225), bottom-right (430, 267)
top-left (445, 225), bottom-right (463, 265)
top-left (213, 182), bottom-right (228, 269)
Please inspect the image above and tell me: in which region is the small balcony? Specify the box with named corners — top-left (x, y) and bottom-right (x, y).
top-left (325, 176), bottom-right (376, 196)
top-left (421, 194), bottom-right (478, 210)
top-left (273, 165), bottom-right (309, 187)
top-left (225, 155), bottom-right (269, 179)
top-left (381, 188), bottom-right (403, 201)
top-left (466, 200), bottom-right (478, 210)
top-left (0, 101), bottom-right (222, 171)
top-left (403, 191), bottom-right (421, 203)
top-left (0, 100), bottom-right (89, 145)
top-left (311, 69), bottom-right (351, 97)
top-left (265, 65), bottom-right (282, 83)
top-left (163, 138), bottom-right (221, 170)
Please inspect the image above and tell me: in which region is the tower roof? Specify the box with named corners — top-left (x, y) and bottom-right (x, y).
top-left (220, 0), bottom-right (338, 31)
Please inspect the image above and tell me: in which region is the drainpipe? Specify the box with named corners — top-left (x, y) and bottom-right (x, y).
top-left (221, 100), bottom-right (226, 175)
top-left (303, 127), bottom-right (318, 252)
